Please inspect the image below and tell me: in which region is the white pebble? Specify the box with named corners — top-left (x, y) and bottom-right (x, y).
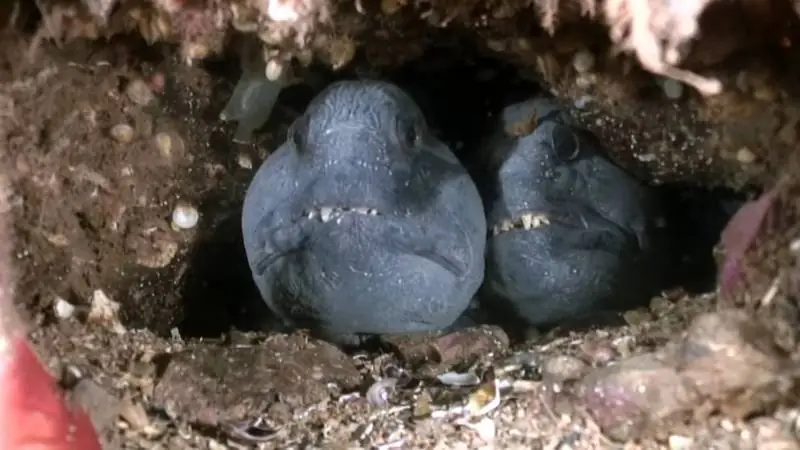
top-left (171, 202), bottom-right (199, 230)
top-left (572, 50), bottom-right (595, 73)
top-left (267, 0), bottom-right (300, 22)
top-left (636, 153), bottom-right (657, 162)
top-left (573, 95), bottom-right (592, 109)
top-left (88, 290), bottom-right (126, 335)
top-left (668, 435), bottom-right (693, 450)
top-left (53, 297), bottom-right (76, 319)
top-left (265, 59), bottom-right (284, 81)
top-left (736, 147), bottom-right (756, 164)
top-left (170, 327), bottom-right (183, 341)
top-left (661, 78), bottom-right (684, 99)
top-left (237, 153), bottom-right (253, 169)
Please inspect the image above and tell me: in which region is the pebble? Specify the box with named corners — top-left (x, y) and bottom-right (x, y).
top-left (581, 340), bottom-right (617, 365)
top-left (541, 355), bottom-right (587, 382)
top-left (572, 50), bottom-right (595, 73)
top-left (757, 438), bottom-right (800, 450)
top-left (110, 123), bottom-right (134, 143)
top-left (737, 147), bottom-right (757, 164)
top-left (752, 417), bottom-right (785, 440)
top-left (154, 132), bottom-right (183, 160)
top-left (668, 435), bottom-right (693, 450)
top-left (88, 289), bottom-right (126, 334)
top-left (53, 296), bottom-right (76, 319)
top-left (573, 95), bottom-right (592, 109)
top-left (636, 153), bottom-right (657, 162)
top-left (237, 153), bottom-right (253, 169)
top-left (125, 78), bottom-right (156, 106)
top-left (171, 202), bottom-right (199, 230)
top-left (119, 399), bottom-right (151, 430)
top-left (265, 59), bottom-right (284, 81)
top-left (136, 239), bottom-right (178, 269)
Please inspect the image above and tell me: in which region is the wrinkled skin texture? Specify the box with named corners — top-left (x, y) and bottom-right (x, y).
top-left (478, 96), bottom-right (660, 327)
top-left (242, 80), bottom-right (486, 346)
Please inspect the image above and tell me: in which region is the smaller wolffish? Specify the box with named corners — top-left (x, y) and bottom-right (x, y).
top-left (241, 80), bottom-right (487, 346)
top-left (477, 95), bottom-right (661, 327)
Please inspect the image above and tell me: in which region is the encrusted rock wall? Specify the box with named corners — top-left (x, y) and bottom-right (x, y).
top-left (17, 0), bottom-right (800, 189)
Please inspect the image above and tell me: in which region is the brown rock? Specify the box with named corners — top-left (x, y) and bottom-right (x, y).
top-left (577, 310), bottom-right (798, 442)
top-left (576, 353), bottom-right (698, 441)
top-left (675, 310), bottom-right (794, 419)
top-left (66, 378), bottom-right (122, 448)
top-left (152, 334), bottom-right (362, 426)
top-left (382, 325), bottom-right (510, 368)
top-left (541, 355), bottom-right (588, 382)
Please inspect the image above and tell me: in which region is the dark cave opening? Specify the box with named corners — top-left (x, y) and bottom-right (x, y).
top-left (174, 42), bottom-right (751, 340)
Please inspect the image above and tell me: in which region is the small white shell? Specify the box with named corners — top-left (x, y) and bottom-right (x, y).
top-left (171, 202), bottom-right (199, 230)
top-left (437, 371), bottom-right (481, 387)
top-left (265, 59), bottom-right (284, 82)
top-left (572, 50), bottom-right (595, 73)
top-left (54, 297), bottom-right (76, 319)
top-left (366, 378), bottom-right (398, 408)
top-left (267, 0), bottom-right (300, 22)
top-left (237, 153), bottom-right (253, 169)
top-left (110, 123), bottom-right (135, 143)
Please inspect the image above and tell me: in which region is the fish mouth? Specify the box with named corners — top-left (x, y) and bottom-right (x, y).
top-left (254, 205), bottom-right (384, 275)
top-left (301, 206), bottom-right (382, 223)
top-left (489, 212), bottom-right (551, 237)
top-left (256, 204), bottom-right (469, 278)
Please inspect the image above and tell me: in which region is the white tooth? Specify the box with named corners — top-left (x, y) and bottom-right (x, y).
top-left (520, 213), bottom-right (533, 230)
top-left (500, 220), bottom-right (513, 232)
top-left (536, 214), bottom-right (550, 227)
top-left (534, 214), bottom-right (550, 228)
top-left (353, 207), bottom-right (370, 215)
top-left (320, 207), bottom-right (333, 222)
top-left (367, 209), bottom-right (378, 216)
top-left (491, 225), bottom-right (499, 236)
top-left (307, 210), bottom-right (317, 219)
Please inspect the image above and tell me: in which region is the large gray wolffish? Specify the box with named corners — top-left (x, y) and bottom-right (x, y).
top-left (241, 80), bottom-right (487, 345)
top-left (478, 95), bottom-right (661, 327)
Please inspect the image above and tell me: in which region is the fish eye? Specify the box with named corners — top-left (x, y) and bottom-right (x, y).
top-left (550, 123), bottom-right (580, 162)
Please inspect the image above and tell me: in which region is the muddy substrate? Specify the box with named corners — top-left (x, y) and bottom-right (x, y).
top-left (3, 33), bottom-right (800, 449)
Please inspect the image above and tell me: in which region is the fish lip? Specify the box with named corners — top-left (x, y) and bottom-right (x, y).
top-left (255, 207), bottom-right (469, 278)
top-left (254, 208), bottom-right (383, 274)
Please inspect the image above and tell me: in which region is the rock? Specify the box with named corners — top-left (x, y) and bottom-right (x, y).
top-left (576, 353), bottom-right (697, 442)
top-left (576, 310), bottom-right (798, 442)
top-left (125, 78), bottom-right (156, 107)
top-left (383, 325), bottom-right (509, 368)
top-left (152, 334), bottom-right (362, 426)
top-left (541, 355), bottom-right (587, 382)
top-left (675, 310), bottom-right (794, 419)
top-left (66, 378), bottom-right (122, 448)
